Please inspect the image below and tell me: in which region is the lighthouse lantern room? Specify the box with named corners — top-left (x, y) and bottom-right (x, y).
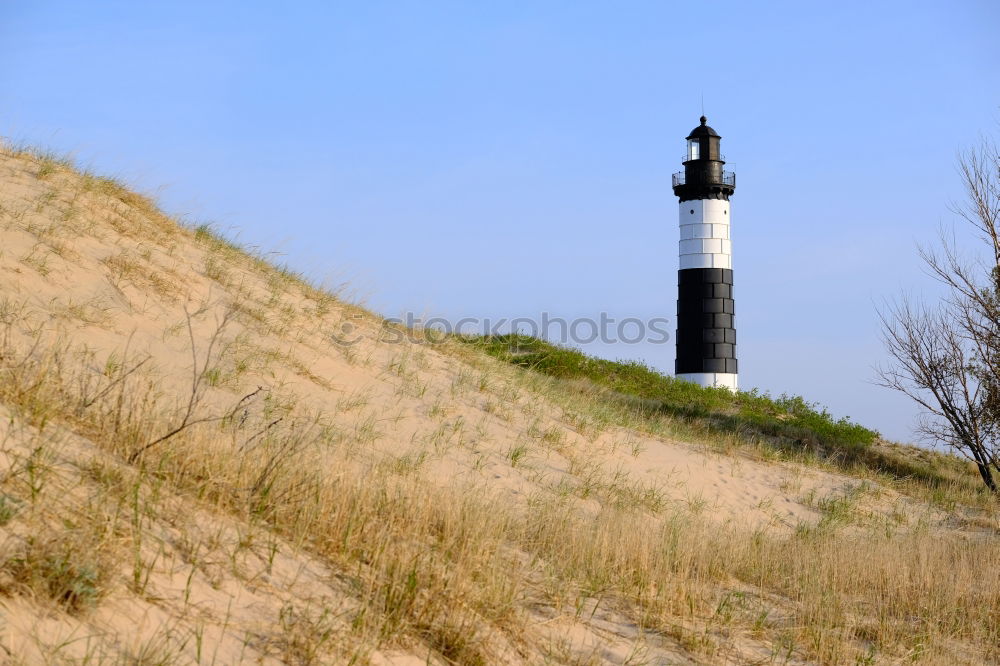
top-left (671, 116), bottom-right (738, 391)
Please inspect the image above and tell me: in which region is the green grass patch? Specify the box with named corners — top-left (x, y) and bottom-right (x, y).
top-left (459, 334), bottom-right (878, 458)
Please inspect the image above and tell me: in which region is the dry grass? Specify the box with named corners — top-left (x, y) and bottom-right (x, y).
top-left (0, 142), bottom-right (997, 664)
top-left (0, 295), bottom-right (998, 664)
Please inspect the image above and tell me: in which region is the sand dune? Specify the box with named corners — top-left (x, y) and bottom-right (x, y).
top-left (0, 147), bottom-right (995, 664)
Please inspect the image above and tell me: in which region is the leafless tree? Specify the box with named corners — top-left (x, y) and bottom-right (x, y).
top-left (877, 132), bottom-right (1000, 493)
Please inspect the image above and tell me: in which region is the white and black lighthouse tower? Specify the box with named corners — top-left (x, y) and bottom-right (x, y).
top-left (672, 116), bottom-right (738, 390)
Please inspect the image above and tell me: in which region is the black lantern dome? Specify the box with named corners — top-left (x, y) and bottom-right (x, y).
top-left (687, 116), bottom-right (719, 138)
top-left (672, 116), bottom-right (735, 202)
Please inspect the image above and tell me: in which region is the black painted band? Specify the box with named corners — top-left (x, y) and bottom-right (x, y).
top-left (676, 268), bottom-right (737, 375)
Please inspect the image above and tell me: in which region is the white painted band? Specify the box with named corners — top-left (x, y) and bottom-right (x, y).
top-left (679, 238), bottom-right (732, 255)
top-left (679, 253), bottom-right (732, 269)
top-left (678, 200), bottom-right (732, 271)
top-left (680, 223), bottom-right (730, 240)
top-left (676, 372), bottom-right (738, 391)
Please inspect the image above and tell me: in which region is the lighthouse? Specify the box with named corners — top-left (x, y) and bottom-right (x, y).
top-left (671, 116), bottom-right (738, 390)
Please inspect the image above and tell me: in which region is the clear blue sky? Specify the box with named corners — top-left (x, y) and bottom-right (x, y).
top-left (2, 1), bottom-right (999, 442)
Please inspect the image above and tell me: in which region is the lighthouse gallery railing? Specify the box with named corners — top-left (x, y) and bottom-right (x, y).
top-left (672, 171), bottom-right (736, 188)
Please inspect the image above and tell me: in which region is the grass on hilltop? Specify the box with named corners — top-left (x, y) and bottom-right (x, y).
top-left (460, 333), bottom-right (877, 453)
top-left (457, 334), bottom-right (996, 500)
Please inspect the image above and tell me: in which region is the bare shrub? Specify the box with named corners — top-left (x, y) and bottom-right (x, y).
top-left (878, 133), bottom-right (1000, 493)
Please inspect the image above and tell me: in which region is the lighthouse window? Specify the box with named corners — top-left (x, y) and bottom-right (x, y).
top-left (687, 139), bottom-right (700, 160)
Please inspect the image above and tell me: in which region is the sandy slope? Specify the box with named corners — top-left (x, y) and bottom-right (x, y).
top-left (0, 150), bottom-right (847, 527)
top-left (0, 148), bottom-right (974, 664)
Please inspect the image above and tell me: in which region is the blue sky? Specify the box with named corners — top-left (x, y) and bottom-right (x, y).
top-left (2, 1), bottom-right (998, 442)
